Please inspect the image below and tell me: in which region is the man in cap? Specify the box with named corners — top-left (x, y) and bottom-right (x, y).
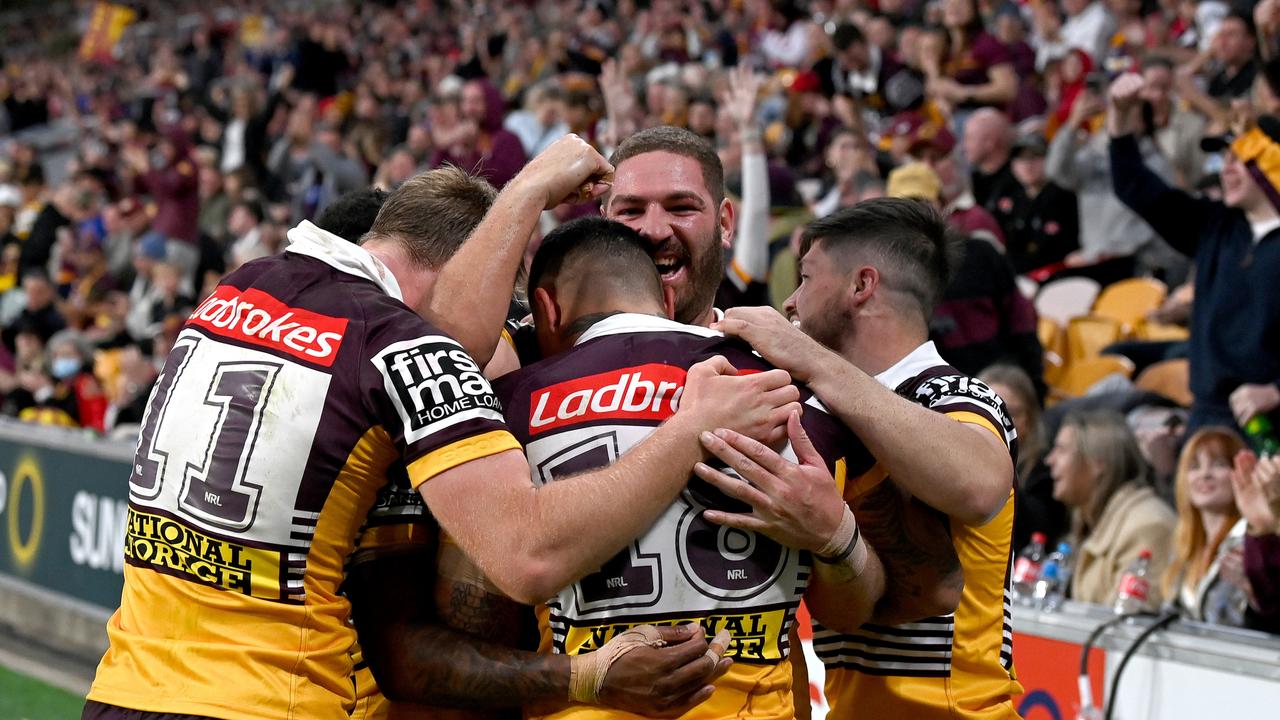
top-left (994, 131), bottom-right (1081, 274)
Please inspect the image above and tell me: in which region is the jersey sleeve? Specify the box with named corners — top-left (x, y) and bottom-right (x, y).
top-left (364, 311), bottom-right (522, 490)
top-left (905, 373), bottom-right (1017, 454)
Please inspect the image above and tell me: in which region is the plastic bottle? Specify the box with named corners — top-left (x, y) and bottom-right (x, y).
top-left (1113, 549), bottom-right (1153, 615)
top-left (1033, 542), bottom-right (1072, 611)
top-left (1243, 414), bottom-right (1280, 457)
top-left (1011, 532), bottom-right (1047, 604)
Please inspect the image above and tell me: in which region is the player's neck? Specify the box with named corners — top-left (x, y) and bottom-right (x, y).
top-left (364, 242), bottom-right (433, 314)
top-left (843, 314), bottom-right (928, 378)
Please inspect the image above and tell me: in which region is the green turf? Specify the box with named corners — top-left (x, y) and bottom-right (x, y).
top-left (0, 664), bottom-right (85, 719)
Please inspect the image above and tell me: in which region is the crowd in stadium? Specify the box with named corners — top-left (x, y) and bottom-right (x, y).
top-left (2, 0), bottom-right (1280, 717)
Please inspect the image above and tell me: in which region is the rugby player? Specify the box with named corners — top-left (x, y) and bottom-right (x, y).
top-left (83, 136), bottom-right (800, 720)
top-left (433, 216), bottom-right (884, 720)
top-left (705, 198), bottom-right (1023, 719)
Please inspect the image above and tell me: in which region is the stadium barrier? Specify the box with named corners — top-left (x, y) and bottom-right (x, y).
top-left (2, 418), bottom-right (1278, 718)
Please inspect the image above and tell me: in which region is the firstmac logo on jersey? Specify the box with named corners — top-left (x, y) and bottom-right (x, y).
top-left (374, 336), bottom-right (503, 444)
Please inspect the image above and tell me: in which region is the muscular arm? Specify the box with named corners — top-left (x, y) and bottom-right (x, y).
top-left (849, 480), bottom-right (964, 624)
top-left (346, 552), bottom-right (566, 712)
top-left (806, 358), bottom-right (1014, 526)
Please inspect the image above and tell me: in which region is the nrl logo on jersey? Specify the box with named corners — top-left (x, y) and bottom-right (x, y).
top-left (374, 335), bottom-right (503, 443)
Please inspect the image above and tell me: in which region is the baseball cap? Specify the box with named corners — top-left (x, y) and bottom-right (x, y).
top-left (138, 231), bottom-right (168, 261)
top-left (1012, 132), bottom-right (1048, 158)
top-left (886, 162), bottom-right (942, 202)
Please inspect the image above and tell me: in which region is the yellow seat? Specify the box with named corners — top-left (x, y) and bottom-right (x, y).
top-left (1052, 355), bottom-right (1135, 398)
top-left (1066, 315), bottom-right (1123, 364)
top-left (1134, 358), bottom-right (1194, 407)
top-left (1092, 278), bottom-right (1167, 331)
top-left (1134, 319), bottom-right (1191, 342)
top-left (1038, 316), bottom-right (1064, 358)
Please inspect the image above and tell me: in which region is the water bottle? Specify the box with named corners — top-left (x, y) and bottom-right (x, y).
top-left (1113, 549), bottom-right (1153, 615)
top-left (1033, 542), bottom-right (1072, 611)
top-left (1011, 532), bottom-right (1047, 604)
top-left (1243, 414), bottom-right (1280, 457)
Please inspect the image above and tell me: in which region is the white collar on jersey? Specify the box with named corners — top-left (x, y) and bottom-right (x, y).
top-left (574, 312), bottom-right (721, 346)
top-left (284, 220), bottom-right (404, 301)
top-left (873, 340), bottom-right (946, 390)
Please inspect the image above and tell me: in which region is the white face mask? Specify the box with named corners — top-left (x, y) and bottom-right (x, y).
top-left (51, 356), bottom-right (81, 380)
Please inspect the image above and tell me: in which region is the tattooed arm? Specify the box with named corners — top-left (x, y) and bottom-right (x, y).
top-left (850, 479), bottom-right (964, 625)
top-left (346, 550), bottom-right (563, 717)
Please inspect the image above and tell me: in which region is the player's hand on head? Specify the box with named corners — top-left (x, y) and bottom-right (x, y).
top-left (713, 307), bottom-right (828, 384)
top-left (695, 410), bottom-right (849, 553)
top-left (681, 355), bottom-right (801, 447)
top-left (595, 624), bottom-right (731, 717)
top-left (516, 134), bottom-right (614, 209)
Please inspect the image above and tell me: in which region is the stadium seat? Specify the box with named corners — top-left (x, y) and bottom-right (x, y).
top-left (1134, 319), bottom-right (1191, 342)
top-left (1052, 355), bottom-right (1135, 398)
top-left (1016, 275), bottom-right (1039, 300)
top-left (1092, 277), bottom-right (1167, 331)
top-left (1134, 358), bottom-right (1194, 407)
top-left (1066, 315), bottom-right (1123, 364)
top-left (1037, 316), bottom-right (1064, 359)
top-left (1035, 276), bottom-right (1101, 326)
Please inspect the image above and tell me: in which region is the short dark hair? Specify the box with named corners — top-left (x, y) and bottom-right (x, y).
top-left (800, 197), bottom-right (962, 318)
top-left (527, 216), bottom-right (662, 302)
top-left (365, 166), bottom-right (497, 268)
top-left (1141, 54), bottom-right (1175, 72)
top-left (315, 188), bottom-right (389, 243)
top-left (832, 23), bottom-right (866, 51)
top-left (1224, 9), bottom-right (1257, 40)
top-left (610, 126), bottom-right (726, 206)
top-left (231, 197), bottom-right (265, 224)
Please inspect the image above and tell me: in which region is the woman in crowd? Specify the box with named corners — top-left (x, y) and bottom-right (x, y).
top-left (981, 363), bottom-right (1068, 549)
top-left (922, 0), bottom-right (1018, 116)
top-left (1162, 428), bottom-right (1250, 625)
top-left (1046, 410), bottom-right (1176, 608)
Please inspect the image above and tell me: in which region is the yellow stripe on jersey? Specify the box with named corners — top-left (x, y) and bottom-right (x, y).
top-left (834, 457), bottom-right (848, 496)
top-left (562, 608), bottom-right (791, 662)
top-left (945, 410), bottom-right (1006, 446)
top-left (501, 327), bottom-right (515, 349)
top-left (407, 430), bottom-right (522, 488)
top-left (730, 258), bottom-right (755, 285)
top-left (843, 464), bottom-right (889, 502)
top-left (123, 508), bottom-right (283, 599)
top-left (352, 523), bottom-right (436, 556)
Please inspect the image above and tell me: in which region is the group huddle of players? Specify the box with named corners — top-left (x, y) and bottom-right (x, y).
top-left (81, 126), bottom-right (1024, 720)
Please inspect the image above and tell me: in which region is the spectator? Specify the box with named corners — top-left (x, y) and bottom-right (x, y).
top-left (3, 269), bottom-right (65, 350)
top-left (227, 198), bottom-right (271, 270)
top-left (1109, 75), bottom-right (1280, 434)
top-left (1046, 410), bottom-right (1176, 609)
top-left (504, 83), bottom-right (569, 158)
top-left (123, 129), bottom-right (201, 290)
top-left (1048, 80), bottom-right (1179, 276)
top-left (1144, 56), bottom-right (1209, 191)
top-left (964, 107), bottom-right (1018, 210)
top-left (16, 329), bottom-right (107, 432)
top-left (982, 363), bottom-right (1069, 549)
top-left (813, 22), bottom-right (904, 115)
top-left (1000, 131), bottom-right (1081, 273)
top-left (20, 172), bottom-right (104, 278)
top-left (1163, 427), bottom-right (1251, 626)
top-left (1060, 0), bottom-right (1117, 64)
top-left (202, 78), bottom-right (287, 183)
top-left (923, 0), bottom-right (1019, 115)
top-left (432, 78), bottom-right (527, 188)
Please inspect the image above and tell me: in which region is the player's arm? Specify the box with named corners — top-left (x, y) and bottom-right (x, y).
top-left (714, 307), bottom-right (1014, 525)
top-left (427, 135), bottom-right (613, 366)
top-left (432, 540), bottom-right (733, 718)
top-left (693, 413), bottom-right (886, 633)
top-left (847, 480), bottom-right (965, 624)
top-left (346, 550), bottom-right (557, 713)
top-left (418, 358), bottom-right (801, 605)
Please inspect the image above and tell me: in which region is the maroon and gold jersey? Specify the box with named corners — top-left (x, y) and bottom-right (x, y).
top-left (495, 314), bottom-right (873, 720)
top-left (88, 224), bottom-right (519, 720)
top-left (815, 341), bottom-right (1023, 720)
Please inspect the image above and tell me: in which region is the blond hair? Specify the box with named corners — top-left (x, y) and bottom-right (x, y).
top-left (1061, 411), bottom-right (1149, 533)
top-left (365, 166), bottom-right (497, 268)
